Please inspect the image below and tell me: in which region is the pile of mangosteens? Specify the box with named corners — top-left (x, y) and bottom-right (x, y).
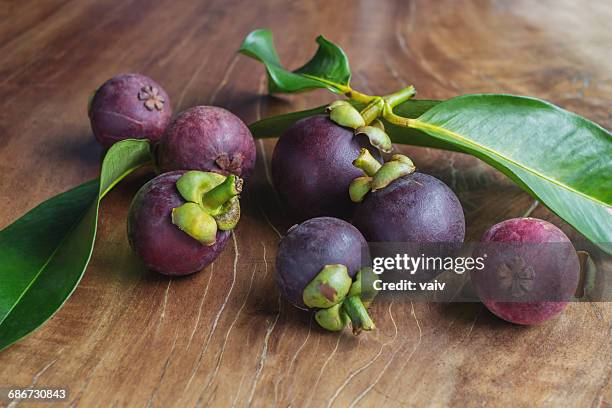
top-left (89, 73), bottom-right (255, 276)
top-left (89, 73), bottom-right (581, 335)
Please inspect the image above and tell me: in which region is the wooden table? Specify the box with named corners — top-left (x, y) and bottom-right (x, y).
top-left (1, 0), bottom-right (610, 406)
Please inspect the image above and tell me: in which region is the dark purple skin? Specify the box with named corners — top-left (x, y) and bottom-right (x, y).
top-left (352, 172), bottom-right (465, 243)
top-left (157, 106), bottom-right (256, 179)
top-left (471, 218), bottom-right (579, 325)
top-left (276, 217), bottom-right (368, 310)
top-left (271, 115), bottom-right (382, 220)
top-left (127, 171), bottom-right (230, 276)
top-left (89, 73), bottom-right (172, 148)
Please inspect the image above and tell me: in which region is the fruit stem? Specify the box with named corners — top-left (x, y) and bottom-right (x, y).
top-left (326, 84), bottom-right (420, 135)
top-left (359, 97), bottom-right (384, 125)
top-left (342, 296), bottom-right (375, 335)
top-left (383, 85), bottom-right (416, 108)
top-left (201, 174), bottom-right (243, 210)
top-left (353, 148), bottom-right (382, 177)
top-left (336, 84), bottom-right (417, 129)
top-left (299, 76), bottom-right (376, 104)
top-left (345, 88), bottom-right (376, 104)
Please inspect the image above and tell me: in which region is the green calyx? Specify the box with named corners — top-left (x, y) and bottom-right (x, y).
top-left (171, 170), bottom-right (243, 245)
top-left (371, 119), bottom-right (385, 131)
top-left (371, 155), bottom-right (415, 191)
top-left (342, 296), bottom-right (375, 335)
top-left (575, 251), bottom-right (598, 300)
top-left (315, 304), bottom-right (349, 332)
top-left (304, 265), bottom-right (378, 335)
top-left (349, 176), bottom-right (372, 203)
top-left (326, 87), bottom-right (417, 203)
top-left (352, 148), bottom-right (381, 177)
top-left (326, 100), bottom-right (352, 112)
top-left (176, 171), bottom-right (226, 204)
top-left (328, 103), bottom-right (365, 129)
top-left (347, 267), bottom-right (379, 307)
top-left (213, 196), bottom-right (241, 231)
top-left (350, 152), bottom-right (416, 202)
top-left (171, 203), bottom-right (218, 245)
top-left (201, 174), bottom-right (243, 213)
top-left (327, 86), bottom-right (416, 154)
top-left (303, 264), bottom-right (352, 309)
top-left (356, 125), bottom-right (392, 153)
top-left (326, 100), bottom-right (393, 155)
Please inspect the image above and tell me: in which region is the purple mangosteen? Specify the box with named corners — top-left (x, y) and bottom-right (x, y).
top-left (89, 73), bottom-right (172, 148)
top-left (128, 170), bottom-right (242, 276)
top-left (271, 115), bottom-right (383, 220)
top-left (471, 217), bottom-right (580, 325)
top-left (350, 150), bottom-right (465, 244)
top-left (157, 106), bottom-right (256, 179)
top-left (276, 217), bottom-right (375, 334)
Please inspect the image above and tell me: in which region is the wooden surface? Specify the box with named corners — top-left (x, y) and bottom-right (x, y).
top-left (1, 0), bottom-right (611, 406)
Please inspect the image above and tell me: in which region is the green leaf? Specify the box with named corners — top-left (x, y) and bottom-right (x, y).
top-left (239, 28), bottom-right (351, 94)
top-left (249, 105), bottom-right (328, 137)
top-left (249, 99), bottom-right (440, 138)
top-left (406, 94), bottom-right (612, 245)
top-left (0, 139), bottom-right (152, 351)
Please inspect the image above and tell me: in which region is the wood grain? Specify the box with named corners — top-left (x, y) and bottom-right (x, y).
top-left (0, 0), bottom-right (611, 406)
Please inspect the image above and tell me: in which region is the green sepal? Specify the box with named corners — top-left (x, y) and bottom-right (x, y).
top-left (326, 100), bottom-right (351, 112)
top-left (389, 154), bottom-right (414, 165)
top-left (171, 202), bottom-right (218, 245)
top-left (213, 196), bottom-right (241, 231)
top-left (371, 155), bottom-right (415, 191)
top-left (371, 119), bottom-right (385, 131)
top-left (173, 172), bottom-right (242, 245)
top-left (201, 174), bottom-right (243, 213)
top-left (352, 148), bottom-right (382, 177)
top-left (342, 296), bottom-right (375, 335)
top-left (176, 171), bottom-right (225, 204)
top-left (329, 104), bottom-right (366, 129)
top-left (355, 125), bottom-right (393, 153)
top-left (303, 264), bottom-right (352, 309)
top-left (315, 304), bottom-right (349, 332)
top-left (348, 267), bottom-right (379, 305)
top-left (349, 176), bottom-right (372, 203)
top-left (575, 251), bottom-right (598, 300)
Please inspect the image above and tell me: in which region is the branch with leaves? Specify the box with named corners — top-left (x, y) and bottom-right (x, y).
top-left (240, 28), bottom-right (612, 247)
